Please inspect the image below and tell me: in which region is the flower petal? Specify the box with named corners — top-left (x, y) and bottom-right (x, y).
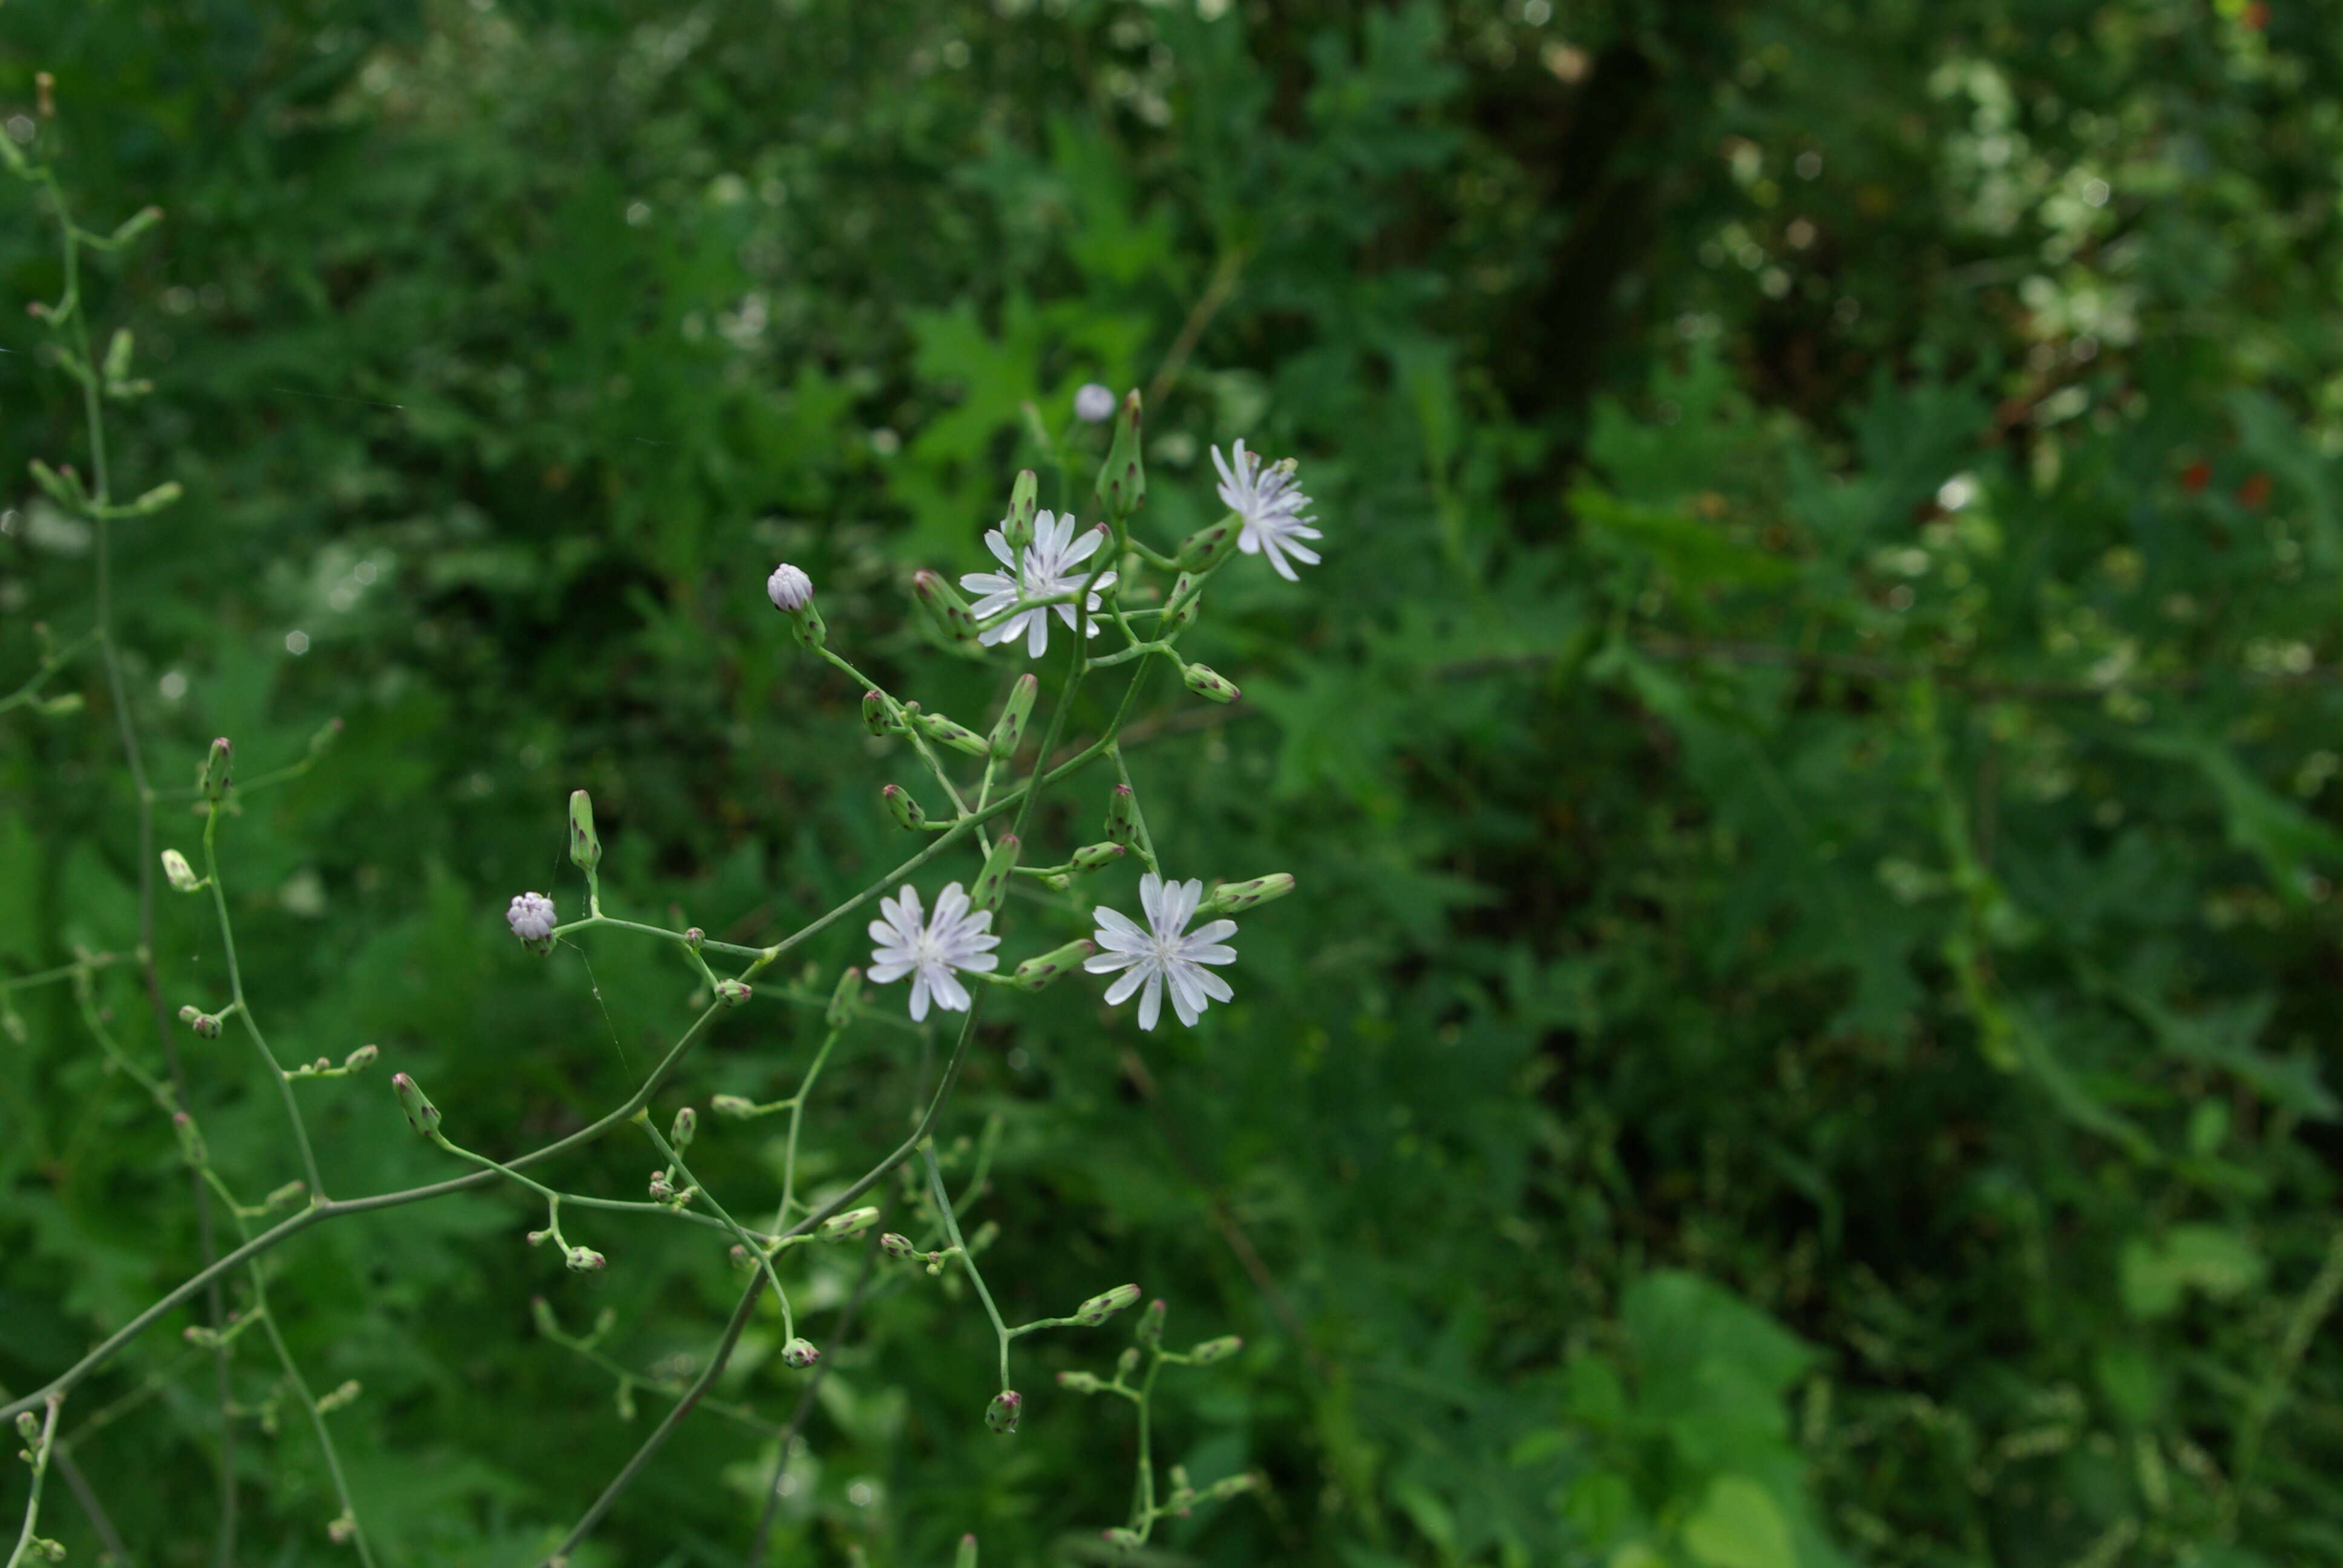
top-left (1196, 967), bottom-right (1234, 1004)
top-left (1103, 964), bottom-right (1150, 1005)
top-left (868, 958), bottom-right (916, 984)
top-left (908, 971), bottom-right (931, 1022)
top-left (1086, 949), bottom-right (1138, 973)
top-left (928, 967), bottom-right (971, 1014)
top-left (1139, 873), bottom-right (1165, 929)
top-left (1136, 970), bottom-right (1163, 1032)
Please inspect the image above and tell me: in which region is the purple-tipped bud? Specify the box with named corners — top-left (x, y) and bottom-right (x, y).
top-left (827, 965), bottom-right (863, 1028)
top-left (173, 1111), bottom-right (207, 1168)
top-left (710, 1094), bottom-right (757, 1120)
top-left (200, 736), bottom-right (233, 802)
top-left (1070, 842), bottom-right (1126, 874)
top-left (160, 848), bottom-right (200, 893)
top-left (1199, 872), bottom-right (1296, 917)
top-left (1074, 383), bottom-right (1116, 424)
top-left (1181, 662), bottom-right (1240, 705)
top-left (1093, 389), bottom-right (1145, 518)
top-left (985, 1389), bottom-right (1022, 1435)
top-left (1175, 517), bottom-right (1240, 573)
top-left (819, 1206), bottom-right (880, 1242)
top-left (910, 709), bottom-right (989, 757)
top-left (782, 1336), bottom-right (821, 1369)
top-left (669, 1106), bottom-right (697, 1151)
top-left (863, 690), bottom-right (903, 736)
top-left (1057, 1370), bottom-right (1104, 1393)
top-left (569, 789), bottom-right (602, 872)
top-left (883, 783), bottom-right (927, 831)
top-left (1164, 572), bottom-right (1204, 635)
top-left (956, 1533), bottom-right (980, 1568)
top-left (1103, 1527), bottom-right (1142, 1549)
top-left (1075, 1284), bottom-right (1143, 1327)
top-left (342, 1043), bottom-right (379, 1071)
top-left (1005, 469), bottom-right (1041, 552)
top-left (971, 833), bottom-right (1021, 913)
top-left (715, 978), bottom-right (752, 1007)
top-left (880, 1232), bottom-right (918, 1259)
top-left (989, 672), bottom-right (1038, 760)
top-left (1014, 938), bottom-right (1098, 992)
top-left (913, 569), bottom-right (981, 646)
top-left (188, 1010), bottom-right (223, 1040)
top-left (564, 1246), bottom-right (606, 1272)
top-left (1188, 1336), bottom-right (1243, 1365)
top-left (507, 891), bottom-right (557, 955)
top-left (1133, 1298), bottom-right (1166, 1349)
top-left (1106, 783), bottom-right (1138, 846)
top-left (392, 1072), bottom-right (441, 1137)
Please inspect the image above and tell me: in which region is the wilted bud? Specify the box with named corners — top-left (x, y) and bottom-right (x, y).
top-left (392, 1071), bottom-right (441, 1137)
top-left (1014, 938), bottom-right (1097, 992)
top-left (506, 891), bottom-right (557, 955)
top-left (669, 1106), bottom-right (698, 1151)
top-left (863, 690), bottom-right (905, 736)
top-left (1164, 572), bottom-right (1204, 635)
top-left (971, 833), bottom-right (1021, 913)
top-left (1200, 873), bottom-right (1296, 917)
top-left (1074, 383), bottom-right (1116, 425)
top-left (989, 672), bottom-right (1037, 760)
top-left (1093, 388), bottom-right (1145, 518)
top-left (1057, 1370), bottom-right (1103, 1393)
top-left (827, 965), bottom-right (863, 1027)
top-left (565, 1246), bottom-right (607, 1272)
top-left (819, 1206), bottom-right (880, 1242)
top-left (1075, 1283), bottom-right (1143, 1327)
top-left (911, 710), bottom-right (990, 757)
top-left (569, 789), bottom-right (601, 872)
top-left (710, 1094), bottom-right (757, 1120)
top-left (1070, 842), bottom-right (1126, 874)
top-left (160, 848), bottom-right (200, 893)
top-left (1106, 783), bottom-right (1138, 846)
top-left (782, 1337), bottom-right (821, 1369)
top-left (715, 978), bottom-right (752, 1008)
top-left (985, 1389), bottom-right (1022, 1436)
top-left (342, 1044), bottom-right (378, 1071)
top-left (1188, 1336), bottom-right (1243, 1365)
top-left (174, 1111), bottom-right (207, 1168)
top-left (1133, 1298), bottom-right (1166, 1349)
top-left (913, 569), bottom-right (981, 646)
top-left (1174, 516), bottom-right (1240, 573)
top-left (882, 783), bottom-right (926, 831)
top-left (956, 1534), bottom-right (980, 1568)
top-left (200, 736), bottom-right (234, 803)
top-left (1182, 662), bottom-right (1241, 705)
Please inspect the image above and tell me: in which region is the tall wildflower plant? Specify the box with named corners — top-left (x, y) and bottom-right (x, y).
top-left (1, 129), bottom-right (1295, 1563)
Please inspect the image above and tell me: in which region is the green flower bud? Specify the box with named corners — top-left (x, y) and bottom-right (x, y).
top-left (569, 789), bottom-right (601, 872)
top-left (956, 1534), bottom-right (980, 1568)
top-left (1174, 515), bottom-right (1240, 572)
top-left (342, 1044), bottom-right (379, 1071)
top-left (989, 672), bottom-right (1037, 760)
top-left (782, 1337), bottom-right (821, 1369)
top-left (913, 569), bottom-right (981, 646)
top-left (263, 1180), bottom-right (307, 1212)
top-left (1075, 1283), bottom-right (1142, 1327)
top-left (109, 206), bottom-right (164, 247)
top-left (200, 736), bottom-right (233, 803)
top-left (1182, 662), bottom-right (1241, 705)
top-left (119, 480), bottom-right (184, 516)
top-left (819, 1206), bottom-right (880, 1242)
top-left (1188, 1336), bottom-right (1243, 1365)
top-left (971, 833), bottom-right (1021, 913)
top-left (160, 848), bottom-right (200, 893)
top-left (1106, 783), bottom-right (1138, 846)
top-left (882, 783), bottom-right (927, 830)
top-left (27, 459), bottom-right (88, 512)
top-left (684, 927), bottom-right (704, 951)
top-left (880, 1232), bottom-right (918, 1259)
top-left (1092, 388), bottom-right (1145, 519)
top-left (1118, 1347), bottom-right (1142, 1378)
top-left (174, 1111), bottom-right (207, 1169)
top-left (715, 978), bottom-right (752, 1007)
top-left (1014, 938), bottom-right (1098, 991)
top-left (1206, 1474), bottom-right (1255, 1500)
top-left (985, 1388), bottom-right (1022, 1436)
top-left (669, 1105), bottom-right (697, 1151)
top-left (186, 1009), bottom-right (223, 1040)
top-left (827, 965), bottom-right (863, 1028)
top-left (911, 710), bottom-right (990, 757)
top-left (565, 1246), bottom-right (607, 1272)
top-left (1070, 842), bottom-right (1126, 874)
top-left (1006, 469), bottom-right (1040, 552)
top-left (1103, 1527), bottom-right (1142, 1550)
top-left (1056, 1370), bottom-right (1103, 1394)
top-left (1164, 571), bottom-right (1204, 635)
top-left (392, 1071), bottom-right (441, 1137)
top-left (1200, 872), bottom-right (1296, 917)
top-left (1133, 1298), bottom-right (1165, 1349)
top-left (710, 1094), bottom-right (757, 1119)
top-left (103, 327), bottom-right (134, 384)
top-left (790, 597), bottom-right (828, 650)
top-left (863, 691), bottom-right (904, 736)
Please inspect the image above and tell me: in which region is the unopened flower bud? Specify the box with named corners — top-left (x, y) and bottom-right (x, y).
top-left (565, 1246), bottom-right (606, 1272)
top-left (1164, 572), bottom-right (1204, 635)
top-left (710, 1094), bottom-right (757, 1120)
top-left (1070, 842), bottom-right (1125, 874)
top-left (956, 1534), bottom-right (980, 1568)
top-left (392, 1071), bottom-right (441, 1137)
top-left (684, 926), bottom-right (704, 950)
top-left (1005, 468), bottom-right (1041, 552)
top-left (1206, 1474), bottom-right (1256, 1500)
top-left (1075, 1283), bottom-right (1143, 1327)
top-left (985, 1388), bottom-right (1022, 1436)
top-left (1106, 783), bottom-right (1137, 846)
top-left (506, 891), bottom-right (557, 955)
top-left (882, 783), bottom-right (927, 830)
top-left (200, 736), bottom-right (233, 802)
top-left (648, 1169), bottom-right (676, 1200)
top-left (863, 690), bottom-right (904, 736)
top-left (1175, 515), bottom-right (1240, 572)
top-left (1057, 1370), bottom-right (1103, 1393)
top-left (264, 1180), bottom-right (307, 1212)
top-left (819, 1206), bottom-right (880, 1242)
top-left (827, 965), bottom-right (863, 1028)
top-left (729, 1244), bottom-right (753, 1271)
top-left (971, 833), bottom-right (1021, 913)
top-left (174, 1111), bottom-right (207, 1168)
top-left (329, 1512), bottom-right (358, 1544)
top-left (911, 710), bottom-right (989, 757)
top-left (569, 789), bottom-right (601, 872)
top-left (669, 1106), bottom-right (697, 1151)
top-left (880, 1232), bottom-right (918, 1259)
top-left (1188, 1336), bottom-right (1243, 1365)
top-left (782, 1337), bottom-right (821, 1369)
top-left (715, 978), bottom-right (752, 1007)
top-left (1093, 388), bottom-right (1145, 518)
top-left (1103, 1527), bottom-right (1142, 1549)
top-left (1133, 1298), bottom-right (1165, 1349)
top-left (989, 672), bottom-right (1037, 759)
top-left (765, 562), bottom-right (813, 613)
top-left (342, 1043), bottom-right (378, 1071)
top-left (1117, 1347), bottom-right (1142, 1378)
top-left (15, 1411), bottom-right (40, 1445)
top-left (160, 848), bottom-right (200, 892)
top-left (315, 1379), bottom-right (361, 1414)
top-left (1074, 383), bottom-right (1116, 424)
top-left (1181, 662), bottom-right (1240, 705)
top-left (913, 569), bottom-right (981, 646)
top-left (1200, 872), bottom-right (1296, 917)
top-left (1014, 938), bottom-right (1098, 992)
top-left (187, 1010), bottom-right (223, 1040)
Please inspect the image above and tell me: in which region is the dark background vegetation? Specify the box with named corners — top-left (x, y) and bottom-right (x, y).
top-left (5, 1), bottom-right (2342, 1564)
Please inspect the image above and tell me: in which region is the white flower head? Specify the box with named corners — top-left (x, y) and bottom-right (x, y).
top-left (1074, 382), bottom-right (1117, 423)
top-left (1210, 439), bottom-right (1322, 582)
top-left (507, 891), bottom-right (557, 950)
top-left (960, 511), bottom-right (1118, 659)
top-left (1084, 872), bottom-right (1239, 1030)
top-left (766, 562), bottom-right (814, 612)
top-left (868, 881), bottom-right (1001, 1021)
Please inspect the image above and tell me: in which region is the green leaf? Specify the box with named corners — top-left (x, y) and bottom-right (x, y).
top-left (1682, 1475), bottom-right (1800, 1568)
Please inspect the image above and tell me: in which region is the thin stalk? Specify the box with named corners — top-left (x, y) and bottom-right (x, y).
top-left (3, 1393), bottom-right (61, 1568)
top-left (200, 806), bottom-right (326, 1198)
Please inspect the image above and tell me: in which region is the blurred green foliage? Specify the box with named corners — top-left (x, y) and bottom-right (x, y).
top-left (5, 0), bottom-right (2343, 1564)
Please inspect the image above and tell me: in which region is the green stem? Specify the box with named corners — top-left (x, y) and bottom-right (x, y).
top-left (637, 1115), bottom-right (796, 1339)
top-left (201, 806), bottom-right (326, 1198)
top-left (774, 1027), bottom-right (842, 1228)
top-left (3, 1393), bottom-right (61, 1568)
top-left (925, 1146), bottom-right (1011, 1389)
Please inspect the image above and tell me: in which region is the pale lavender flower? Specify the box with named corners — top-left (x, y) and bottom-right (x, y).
top-left (868, 881), bottom-right (1000, 1021)
top-left (960, 511), bottom-right (1118, 659)
top-left (1084, 872), bottom-right (1239, 1030)
top-left (507, 891), bottom-right (557, 953)
top-left (1074, 383), bottom-right (1117, 423)
top-left (765, 562), bottom-right (814, 612)
top-left (1210, 439), bottom-right (1322, 582)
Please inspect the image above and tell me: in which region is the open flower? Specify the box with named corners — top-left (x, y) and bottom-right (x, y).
top-left (868, 881), bottom-right (1000, 1021)
top-left (960, 511), bottom-right (1117, 659)
top-left (1210, 440), bottom-right (1322, 582)
top-left (507, 891), bottom-right (557, 953)
top-left (1084, 873), bottom-right (1239, 1030)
